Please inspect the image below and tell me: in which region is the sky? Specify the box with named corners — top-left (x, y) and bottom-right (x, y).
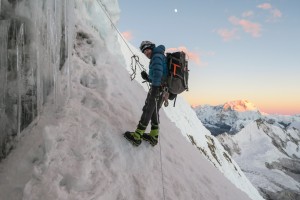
top-left (117, 0), bottom-right (300, 115)
top-left (0, 1), bottom-right (261, 199)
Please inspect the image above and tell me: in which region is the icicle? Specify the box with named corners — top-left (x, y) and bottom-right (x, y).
top-left (53, 0), bottom-right (58, 109)
top-left (66, 0), bottom-right (75, 102)
top-left (63, 0), bottom-right (71, 101)
top-left (16, 23), bottom-right (25, 136)
top-left (0, 20), bottom-right (8, 109)
top-left (0, 20), bottom-right (9, 148)
top-left (65, 0), bottom-right (70, 101)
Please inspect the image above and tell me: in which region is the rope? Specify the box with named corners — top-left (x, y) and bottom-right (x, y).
top-left (158, 138), bottom-right (166, 200)
top-left (96, 0), bottom-right (146, 81)
top-left (155, 98), bottom-right (166, 200)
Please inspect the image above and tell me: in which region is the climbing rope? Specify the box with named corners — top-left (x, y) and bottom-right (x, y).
top-left (158, 136), bottom-right (166, 200)
top-left (155, 98), bottom-right (166, 200)
top-left (96, 0), bottom-right (146, 82)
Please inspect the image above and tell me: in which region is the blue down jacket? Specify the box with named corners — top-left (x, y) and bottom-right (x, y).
top-left (148, 45), bottom-right (168, 86)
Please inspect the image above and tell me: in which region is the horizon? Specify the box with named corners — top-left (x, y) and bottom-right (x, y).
top-left (118, 0), bottom-right (300, 115)
top-left (191, 99), bottom-right (300, 116)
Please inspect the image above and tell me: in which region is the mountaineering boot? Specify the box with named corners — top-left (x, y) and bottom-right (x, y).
top-left (124, 123), bottom-right (146, 146)
top-left (142, 123), bottom-right (159, 146)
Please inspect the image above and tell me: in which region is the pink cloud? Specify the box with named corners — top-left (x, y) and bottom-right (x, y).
top-left (229, 16), bottom-right (262, 37)
top-left (257, 3), bottom-right (272, 10)
top-left (271, 9), bottom-right (282, 18)
top-left (257, 3), bottom-right (282, 21)
top-left (122, 31), bottom-right (133, 41)
top-left (166, 46), bottom-right (202, 65)
top-left (217, 28), bottom-right (239, 41)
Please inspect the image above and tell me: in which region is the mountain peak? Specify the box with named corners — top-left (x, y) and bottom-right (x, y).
top-left (223, 100), bottom-right (258, 112)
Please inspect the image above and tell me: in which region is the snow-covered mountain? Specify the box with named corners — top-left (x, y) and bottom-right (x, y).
top-left (195, 100), bottom-right (300, 199)
top-left (223, 99), bottom-right (259, 112)
top-left (195, 100), bottom-right (300, 136)
top-left (0, 1), bottom-right (263, 200)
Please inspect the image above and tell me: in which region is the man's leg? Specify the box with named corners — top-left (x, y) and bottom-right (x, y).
top-left (142, 93), bottom-right (163, 146)
top-left (139, 86), bottom-right (160, 126)
top-left (124, 86), bottom-right (160, 146)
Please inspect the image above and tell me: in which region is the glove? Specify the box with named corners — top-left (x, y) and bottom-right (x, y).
top-left (141, 71), bottom-right (149, 82)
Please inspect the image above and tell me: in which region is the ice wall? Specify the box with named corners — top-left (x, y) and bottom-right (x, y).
top-left (0, 0), bottom-right (74, 159)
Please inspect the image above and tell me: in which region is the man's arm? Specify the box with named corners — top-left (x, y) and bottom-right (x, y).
top-left (150, 55), bottom-right (163, 86)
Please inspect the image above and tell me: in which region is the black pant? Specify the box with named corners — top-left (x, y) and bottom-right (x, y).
top-left (139, 86), bottom-right (163, 126)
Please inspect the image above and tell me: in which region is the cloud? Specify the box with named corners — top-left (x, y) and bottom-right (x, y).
top-left (166, 46), bottom-right (202, 65)
top-left (121, 31), bottom-right (133, 41)
top-left (257, 3), bottom-right (282, 21)
top-left (216, 3), bottom-right (282, 41)
top-left (257, 3), bottom-right (272, 10)
top-left (271, 8), bottom-right (282, 18)
top-left (242, 10), bottom-right (254, 18)
top-left (229, 16), bottom-right (262, 37)
top-left (217, 28), bottom-right (239, 41)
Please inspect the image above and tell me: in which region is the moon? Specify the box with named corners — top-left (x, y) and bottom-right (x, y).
top-left (174, 9), bottom-right (178, 13)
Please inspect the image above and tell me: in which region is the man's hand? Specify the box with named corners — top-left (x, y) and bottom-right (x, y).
top-left (141, 71), bottom-right (149, 82)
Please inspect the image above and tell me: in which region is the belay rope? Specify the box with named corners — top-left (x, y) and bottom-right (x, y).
top-left (96, 1), bottom-right (166, 199)
top-left (155, 98), bottom-right (167, 200)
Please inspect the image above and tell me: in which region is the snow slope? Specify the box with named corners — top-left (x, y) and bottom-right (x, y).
top-left (0, 0), bottom-right (263, 200)
top-left (195, 101), bottom-right (300, 199)
top-left (218, 120), bottom-right (300, 199)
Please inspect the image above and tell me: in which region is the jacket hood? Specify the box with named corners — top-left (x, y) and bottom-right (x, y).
top-left (152, 45), bottom-right (165, 55)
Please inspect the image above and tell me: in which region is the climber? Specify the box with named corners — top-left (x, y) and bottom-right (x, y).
top-left (124, 41), bottom-right (168, 146)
